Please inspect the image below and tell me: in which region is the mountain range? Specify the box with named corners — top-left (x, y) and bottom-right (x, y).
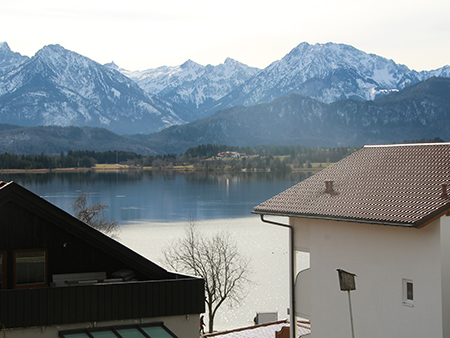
top-left (0, 41), bottom-right (450, 154)
top-left (112, 42), bottom-right (450, 113)
top-left (143, 77), bottom-right (450, 153)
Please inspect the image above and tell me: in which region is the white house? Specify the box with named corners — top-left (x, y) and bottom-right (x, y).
top-left (254, 143), bottom-right (450, 338)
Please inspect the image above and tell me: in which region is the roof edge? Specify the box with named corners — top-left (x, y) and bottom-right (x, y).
top-left (364, 142), bottom-right (450, 148)
top-left (252, 211), bottom-right (416, 228)
top-left (0, 181), bottom-right (13, 189)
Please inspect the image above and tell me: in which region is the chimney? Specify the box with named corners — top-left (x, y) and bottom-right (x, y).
top-left (441, 183), bottom-right (449, 199)
top-left (325, 181), bottom-right (334, 194)
top-left (325, 180), bottom-right (339, 196)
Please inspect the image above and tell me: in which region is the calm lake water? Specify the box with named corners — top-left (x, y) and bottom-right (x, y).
top-left (2, 170), bottom-right (312, 223)
top-left (1, 170), bottom-right (312, 331)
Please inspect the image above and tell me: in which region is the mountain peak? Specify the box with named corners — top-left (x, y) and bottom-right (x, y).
top-left (0, 42), bottom-right (30, 77)
top-left (224, 57), bottom-right (238, 64)
top-left (34, 44), bottom-right (72, 62)
top-left (0, 41), bottom-right (11, 51)
top-left (104, 61), bottom-right (119, 70)
top-left (40, 44), bottom-right (65, 53)
top-left (180, 59), bottom-right (201, 68)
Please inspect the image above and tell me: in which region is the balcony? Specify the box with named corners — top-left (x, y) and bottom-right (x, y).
top-left (0, 277), bottom-right (204, 329)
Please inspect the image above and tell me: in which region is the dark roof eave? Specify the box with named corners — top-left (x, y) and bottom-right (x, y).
top-left (252, 210), bottom-right (417, 228)
top-left (412, 203), bottom-right (450, 228)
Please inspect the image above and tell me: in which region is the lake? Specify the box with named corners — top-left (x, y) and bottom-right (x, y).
top-left (1, 170), bottom-right (312, 331)
top-left (1, 170), bottom-right (312, 222)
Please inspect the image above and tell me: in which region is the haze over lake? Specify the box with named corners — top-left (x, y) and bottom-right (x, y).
top-left (2, 170), bottom-right (312, 330)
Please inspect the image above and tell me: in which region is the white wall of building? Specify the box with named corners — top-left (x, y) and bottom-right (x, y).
top-left (440, 215), bottom-right (450, 338)
top-left (292, 217), bottom-right (444, 338)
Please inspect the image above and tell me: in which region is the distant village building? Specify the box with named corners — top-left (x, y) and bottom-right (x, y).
top-left (215, 151), bottom-right (247, 159)
top-left (215, 151), bottom-right (259, 159)
top-left (254, 143), bottom-right (450, 338)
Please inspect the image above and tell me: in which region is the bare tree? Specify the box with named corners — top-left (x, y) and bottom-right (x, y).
top-left (163, 219), bottom-right (251, 333)
top-left (70, 190), bottom-right (119, 238)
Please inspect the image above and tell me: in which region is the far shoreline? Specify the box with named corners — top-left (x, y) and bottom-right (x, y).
top-left (0, 164), bottom-right (324, 175)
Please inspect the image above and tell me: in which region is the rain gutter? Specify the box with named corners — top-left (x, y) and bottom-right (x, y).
top-left (258, 214), bottom-right (298, 338)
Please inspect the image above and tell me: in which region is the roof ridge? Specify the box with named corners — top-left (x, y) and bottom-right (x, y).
top-left (364, 142), bottom-right (450, 148)
top-left (205, 320), bottom-right (289, 336)
top-left (204, 319), bottom-right (310, 337)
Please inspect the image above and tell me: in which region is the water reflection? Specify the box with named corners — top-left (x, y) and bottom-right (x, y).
top-left (1, 171), bottom-right (313, 223)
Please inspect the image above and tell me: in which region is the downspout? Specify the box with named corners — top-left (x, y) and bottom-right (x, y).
top-left (260, 214), bottom-right (298, 338)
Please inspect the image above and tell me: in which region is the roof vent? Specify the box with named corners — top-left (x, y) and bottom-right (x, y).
top-left (325, 181), bottom-right (338, 195)
top-left (441, 183), bottom-right (449, 199)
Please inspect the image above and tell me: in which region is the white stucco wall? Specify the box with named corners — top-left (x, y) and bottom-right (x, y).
top-left (292, 217), bottom-right (444, 338)
top-left (2, 314), bottom-right (200, 338)
top-left (440, 214), bottom-right (450, 338)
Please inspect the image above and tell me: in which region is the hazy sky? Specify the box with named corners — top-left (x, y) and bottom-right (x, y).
top-left (1, 0), bottom-right (449, 71)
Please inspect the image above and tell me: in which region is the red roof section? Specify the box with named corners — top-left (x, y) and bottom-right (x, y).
top-left (254, 143), bottom-right (450, 227)
top-left (204, 320), bottom-right (310, 338)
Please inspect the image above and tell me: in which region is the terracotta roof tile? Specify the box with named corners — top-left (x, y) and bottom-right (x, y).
top-left (254, 143), bottom-right (450, 227)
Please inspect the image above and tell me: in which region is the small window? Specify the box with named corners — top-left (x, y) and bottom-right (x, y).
top-left (0, 251), bottom-right (6, 289)
top-left (14, 249), bottom-right (47, 289)
top-left (403, 279), bottom-right (414, 307)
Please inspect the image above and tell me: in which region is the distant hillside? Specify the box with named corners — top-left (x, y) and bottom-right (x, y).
top-left (0, 123), bottom-right (23, 132)
top-left (0, 125), bottom-right (158, 155)
top-left (1, 78), bottom-right (449, 156)
top-left (144, 77), bottom-right (450, 154)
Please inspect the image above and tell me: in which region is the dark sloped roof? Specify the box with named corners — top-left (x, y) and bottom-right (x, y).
top-left (0, 181), bottom-right (173, 279)
top-left (254, 143), bottom-right (450, 227)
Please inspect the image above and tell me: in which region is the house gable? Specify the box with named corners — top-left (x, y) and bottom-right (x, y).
top-left (0, 181), bottom-right (171, 281)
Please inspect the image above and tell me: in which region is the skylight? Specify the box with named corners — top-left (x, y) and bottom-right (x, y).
top-left (59, 322), bottom-right (177, 338)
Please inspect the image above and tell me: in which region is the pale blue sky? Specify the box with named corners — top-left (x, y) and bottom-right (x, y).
top-left (1, 0), bottom-right (449, 71)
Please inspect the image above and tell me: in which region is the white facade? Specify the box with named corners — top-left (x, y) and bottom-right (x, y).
top-left (292, 214), bottom-right (450, 338)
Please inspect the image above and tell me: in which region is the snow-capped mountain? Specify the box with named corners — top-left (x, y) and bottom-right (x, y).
top-left (0, 44), bottom-right (189, 134)
top-left (1, 41), bottom-right (450, 140)
top-left (421, 65), bottom-right (450, 79)
top-left (206, 42), bottom-right (429, 114)
top-left (0, 42), bottom-right (29, 76)
top-left (109, 58), bottom-right (260, 118)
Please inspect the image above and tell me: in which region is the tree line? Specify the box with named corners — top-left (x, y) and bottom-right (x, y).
top-left (0, 145), bottom-right (360, 171)
top-left (0, 150), bottom-right (174, 170)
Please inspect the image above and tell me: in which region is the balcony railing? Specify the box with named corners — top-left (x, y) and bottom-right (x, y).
top-left (0, 278), bottom-right (204, 329)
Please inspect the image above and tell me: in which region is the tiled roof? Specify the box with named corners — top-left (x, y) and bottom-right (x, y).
top-left (204, 320), bottom-right (310, 338)
top-left (254, 143), bottom-right (450, 227)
